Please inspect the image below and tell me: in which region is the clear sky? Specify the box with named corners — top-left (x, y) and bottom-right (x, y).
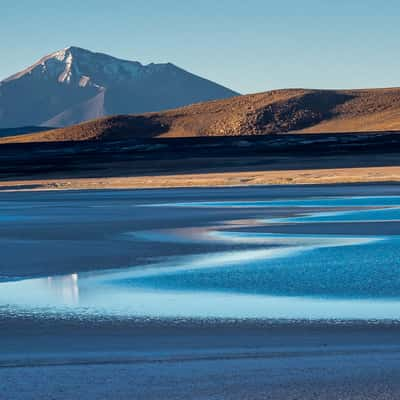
top-left (2, 0), bottom-right (400, 94)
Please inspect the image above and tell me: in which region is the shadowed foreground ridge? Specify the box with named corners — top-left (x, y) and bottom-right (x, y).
top-left (3, 87), bottom-right (400, 143)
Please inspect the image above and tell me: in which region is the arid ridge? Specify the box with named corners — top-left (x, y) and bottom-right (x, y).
top-left (3, 88), bottom-right (400, 143)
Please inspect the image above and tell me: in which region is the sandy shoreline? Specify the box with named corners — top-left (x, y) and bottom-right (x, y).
top-left (2, 151), bottom-right (400, 191)
top-left (2, 165), bottom-right (400, 191)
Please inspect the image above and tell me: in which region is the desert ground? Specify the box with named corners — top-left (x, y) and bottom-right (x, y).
top-left (2, 163), bottom-right (400, 191)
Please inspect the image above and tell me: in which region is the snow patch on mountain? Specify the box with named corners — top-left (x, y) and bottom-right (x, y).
top-left (58, 51), bottom-right (73, 83)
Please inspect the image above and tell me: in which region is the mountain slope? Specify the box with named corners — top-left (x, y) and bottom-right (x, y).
top-left (3, 87), bottom-right (400, 143)
top-left (0, 46), bottom-right (239, 128)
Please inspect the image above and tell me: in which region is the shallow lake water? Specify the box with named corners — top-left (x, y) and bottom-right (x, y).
top-left (1, 188), bottom-right (400, 321)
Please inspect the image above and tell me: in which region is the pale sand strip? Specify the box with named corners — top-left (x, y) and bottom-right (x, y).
top-left (2, 165), bottom-right (400, 191)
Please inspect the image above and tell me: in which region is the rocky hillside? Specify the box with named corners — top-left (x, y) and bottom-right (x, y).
top-left (3, 87), bottom-right (400, 143)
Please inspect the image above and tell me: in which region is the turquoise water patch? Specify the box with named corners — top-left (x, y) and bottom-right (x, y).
top-left (117, 237), bottom-right (399, 299)
top-left (1, 237), bottom-right (400, 320)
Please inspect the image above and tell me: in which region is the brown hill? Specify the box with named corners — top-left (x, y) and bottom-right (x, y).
top-left (3, 87), bottom-right (400, 143)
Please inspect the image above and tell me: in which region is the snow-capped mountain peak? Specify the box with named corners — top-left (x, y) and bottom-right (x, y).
top-left (5, 46), bottom-right (154, 86)
top-left (0, 47), bottom-right (239, 128)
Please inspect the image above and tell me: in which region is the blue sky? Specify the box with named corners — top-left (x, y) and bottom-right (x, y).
top-left (2, 0), bottom-right (400, 93)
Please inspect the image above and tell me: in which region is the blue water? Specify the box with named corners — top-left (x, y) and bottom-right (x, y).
top-left (0, 215), bottom-right (33, 221)
top-left (158, 196), bottom-right (400, 208)
top-left (267, 207), bottom-right (400, 223)
top-left (2, 194), bottom-right (400, 321)
top-left (119, 237), bottom-right (399, 299)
